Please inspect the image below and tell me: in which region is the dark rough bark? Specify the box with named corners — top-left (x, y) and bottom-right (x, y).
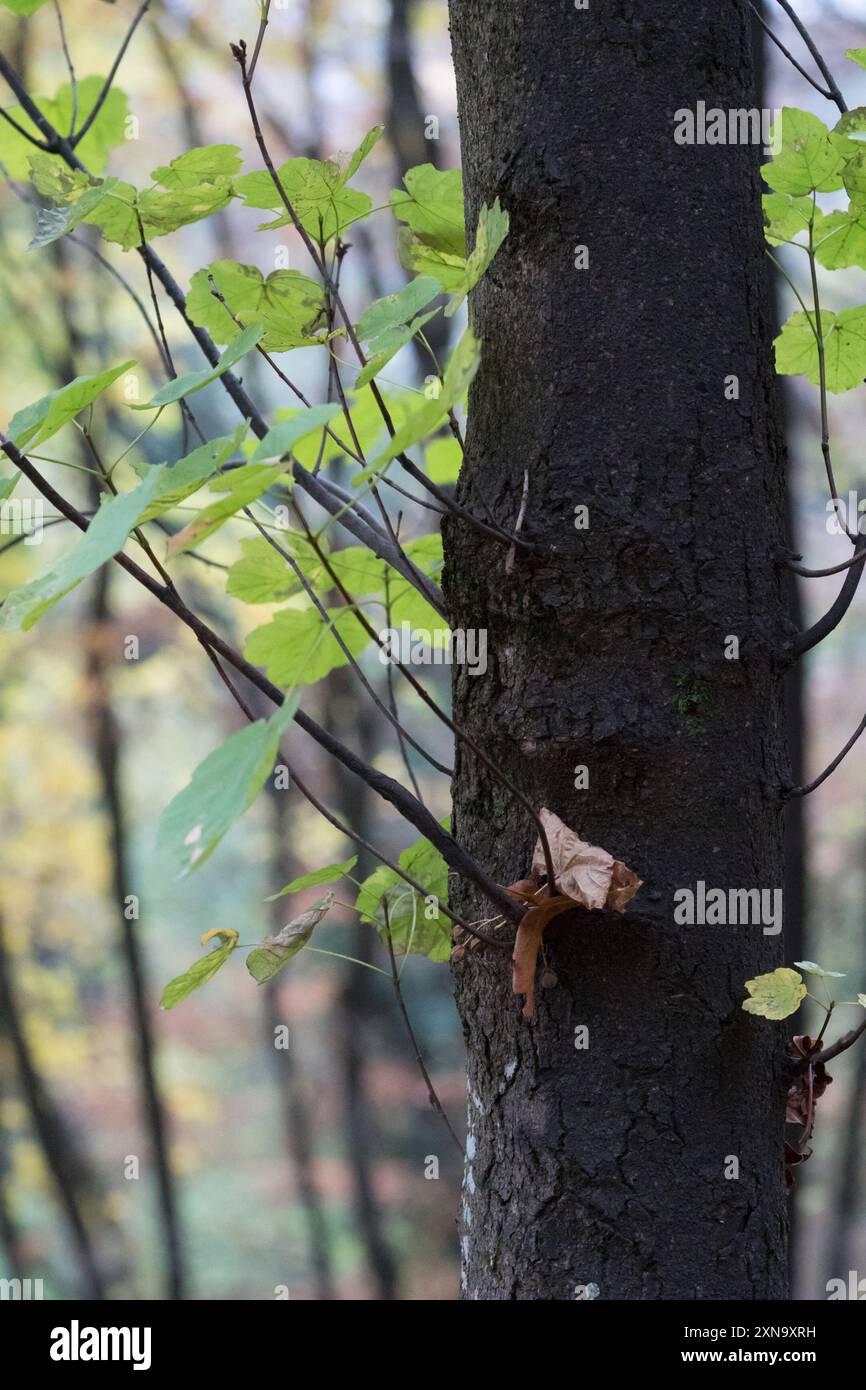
top-left (445, 0), bottom-right (790, 1299)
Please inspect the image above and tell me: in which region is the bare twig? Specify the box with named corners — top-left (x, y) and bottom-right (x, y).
top-left (249, 512), bottom-right (454, 778)
top-left (232, 40), bottom-right (529, 554)
top-left (246, 0), bottom-right (271, 87)
top-left (0, 105), bottom-right (47, 147)
top-left (784, 547), bottom-right (866, 578)
top-left (53, 1), bottom-right (78, 137)
top-left (382, 901), bottom-right (464, 1155)
top-left (749, 2), bottom-right (834, 100)
top-left (799, 1017), bottom-right (866, 1069)
top-left (784, 707), bottom-right (866, 798)
top-left (773, 0), bottom-right (848, 114)
top-left (807, 219), bottom-right (856, 541)
top-left (70, 0), bottom-right (151, 147)
top-left (792, 536), bottom-right (866, 658)
top-left (383, 562), bottom-right (426, 803)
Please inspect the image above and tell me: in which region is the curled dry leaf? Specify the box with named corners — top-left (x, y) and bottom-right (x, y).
top-left (505, 814), bottom-right (641, 1020)
top-left (268, 890), bottom-right (334, 949)
top-left (507, 878), bottom-right (542, 903)
top-left (530, 808), bottom-right (642, 912)
top-left (247, 891), bottom-right (334, 986)
top-left (510, 892), bottom-right (573, 1019)
top-left (784, 1140), bottom-right (807, 1191)
top-left (785, 1033), bottom-right (833, 1129)
top-left (783, 1034), bottom-right (832, 1190)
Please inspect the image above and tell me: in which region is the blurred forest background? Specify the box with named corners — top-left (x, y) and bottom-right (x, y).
top-left (0, 0), bottom-right (864, 1300)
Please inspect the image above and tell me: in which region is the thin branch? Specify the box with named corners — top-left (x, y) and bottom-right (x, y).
top-left (252, 337), bottom-right (448, 515)
top-left (0, 511), bottom-right (90, 554)
top-left (314, 246), bottom-right (409, 559)
top-left (135, 209), bottom-right (205, 451)
top-left (287, 508), bottom-right (560, 893)
top-left (230, 48), bottom-right (542, 860)
top-left (784, 707), bottom-right (866, 798)
top-left (382, 901), bottom-right (463, 1155)
top-left (0, 158), bottom-right (171, 373)
top-left (231, 41), bottom-right (422, 566)
top-left (193, 647), bottom-right (508, 949)
top-left (69, 233), bottom-right (171, 371)
top-left (773, 0), bottom-right (848, 113)
top-left (784, 548), bottom-right (866, 578)
top-left (0, 53), bottom-right (442, 610)
top-left (53, 0), bottom-right (77, 137)
top-left (792, 535), bottom-right (866, 658)
top-left (384, 563), bottom-right (426, 803)
top-left (205, 273), bottom-right (446, 616)
top-left (232, 40), bottom-right (528, 555)
top-left (0, 104), bottom-right (47, 148)
top-left (249, 512), bottom-right (454, 778)
top-left (800, 1017), bottom-right (866, 1069)
top-left (80, 426), bottom-right (176, 590)
top-left (199, 643), bottom-right (257, 721)
top-left (246, 0), bottom-right (271, 87)
top-left (284, 764), bottom-right (508, 948)
top-left (70, 0), bottom-right (151, 147)
top-left (749, 2), bottom-right (834, 100)
top-left (0, 435), bottom-right (524, 929)
top-left (807, 217), bottom-right (856, 542)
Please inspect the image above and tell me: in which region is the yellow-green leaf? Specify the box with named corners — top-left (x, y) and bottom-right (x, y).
top-left (160, 932), bottom-right (239, 1009)
top-left (244, 605), bottom-right (371, 687)
top-left (774, 306), bottom-right (866, 393)
top-left (742, 968), bottom-right (806, 1021)
top-left (187, 261), bottom-right (327, 353)
top-left (762, 108), bottom-right (845, 196)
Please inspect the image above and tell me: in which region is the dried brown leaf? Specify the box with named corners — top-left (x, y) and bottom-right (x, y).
top-left (266, 891), bottom-right (334, 950)
top-left (784, 1140), bottom-right (807, 1190)
top-left (511, 893), bottom-right (573, 1019)
top-left (785, 1034), bottom-right (832, 1129)
top-left (607, 860), bottom-right (643, 913)
top-left (529, 808), bottom-right (642, 912)
top-left (504, 878), bottom-right (543, 903)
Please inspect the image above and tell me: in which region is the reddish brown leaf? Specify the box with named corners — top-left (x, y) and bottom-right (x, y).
top-left (510, 893), bottom-right (573, 1019)
top-left (784, 1141), bottom-right (807, 1190)
top-left (529, 808), bottom-right (642, 912)
top-left (785, 1034), bottom-right (832, 1130)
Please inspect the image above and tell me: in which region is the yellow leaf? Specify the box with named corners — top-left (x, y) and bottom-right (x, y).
top-left (742, 968), bottom-right (806, 1020)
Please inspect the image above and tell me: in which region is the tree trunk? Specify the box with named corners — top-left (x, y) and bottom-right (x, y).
top-left (446, 0), bottom-right (790, 1300)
